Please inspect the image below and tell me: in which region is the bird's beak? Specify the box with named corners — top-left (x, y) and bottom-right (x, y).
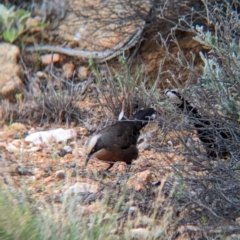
top-left (85, 155), bottom-right (91, 166)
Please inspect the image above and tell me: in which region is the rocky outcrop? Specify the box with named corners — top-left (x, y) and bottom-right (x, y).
top-left (0, 43), bottom-right (23, 100)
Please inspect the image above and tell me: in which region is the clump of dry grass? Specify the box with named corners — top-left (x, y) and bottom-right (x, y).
top-left (1, 79), bottom-right (83, 126)
top-left (89, 55), bottom-right (158, 119)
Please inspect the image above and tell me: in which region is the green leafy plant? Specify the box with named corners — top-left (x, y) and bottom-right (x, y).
top-left (0, 4), bottom-right (31, 43)
top-left (194, 26), bottom-right (240, 120)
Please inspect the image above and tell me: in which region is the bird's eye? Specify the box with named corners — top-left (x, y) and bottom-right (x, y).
top-left (91, 147), bottom-right (96, 154)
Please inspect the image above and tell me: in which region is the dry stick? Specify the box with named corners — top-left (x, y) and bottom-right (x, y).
top-left (25, 25), bottom-right (144, 63)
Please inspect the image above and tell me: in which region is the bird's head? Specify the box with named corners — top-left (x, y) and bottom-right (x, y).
top-left (84, 134), bottom-right (101, 166)
top-left (165, 89), bottom-right (183, 105)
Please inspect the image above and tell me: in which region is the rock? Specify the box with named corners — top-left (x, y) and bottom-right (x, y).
top-left (127, 170), bottom-right (157, 191)
top-left (111, 162), bottom-right (127, 173)
top-left (64, 182), bottom-right (99, 197)
top-left (0, 43), bottom-right (22, 100)
top-left (25, 128), bottom-right (77, 145)
top-left (58, 145), bottom-right (73, 157)
top-left (9, 123), bottom-right (27, 132)
top-left (58, 148), bottom-right (67, 157)
top-left (129, 206), bottom-right (139, 216)
top-left (16, 165), bottom-right (33, 176)
top-left (77, 66), bottom-right (89, 80)
top-left (130, 228), bottom-right (149, 240)
top-left (55, 170), bottom-right (65, 179)
top-left (64, 162), bottom-right (76, 168)
top-left (41, 53), bottom-right (62, 65)
top-left (62, 145), bottom-right (72, 153)
top-left (57, 0), bottom-right (151, 52)
top-left (36, 71), bottom-right (47, 78)
top-left (63, 62), bottom-right (75, 78)
top-left (0, 125), bottom-right (26, 140)
top-left (44, 165), bottom-right (53, 173)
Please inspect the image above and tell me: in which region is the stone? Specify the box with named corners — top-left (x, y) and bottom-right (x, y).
top-left (44, 165), bottom-right (53, 173)
top-left (127, 170), bottom-right (157, 190)
top-left (77, 66), bottom-right (89, 80)
top-left (41, 53), bottom-right (61, 65)
top-left (63, 62), bottom-right (75, 78)
top-left (129, 206), bottom-right (139, 216)
top-left (64, 162), bottom-right (76, 168)
top-left (64, 182), bottom-right (99, 197)
top-left (36, 71), bottom-right (47, 78)
top-left (16, 165), bottom-right (33, 176)
top-left (25, 128), bottom-right (77, 145)
top-left (55, 170), bottom-right (65, 179)
top-left (58, 145), bottom-right (73, 157)
top-left (9, 123), bottom-right (27, 132)
top-left (57, 0), bottom-right (150, 52)
top-left (130, 228), bottom-right (149, 240)
top-left (0, 43), bottom-right (22, 100)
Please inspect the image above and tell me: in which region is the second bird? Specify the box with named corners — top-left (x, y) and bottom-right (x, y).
top-left (84, 108), bottom-right (155, 170)
top-left (165, 89), bottom-right (233, 159)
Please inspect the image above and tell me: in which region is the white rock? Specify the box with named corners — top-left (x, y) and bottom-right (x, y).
top-left (25, 128), bottom-right (77, 145)
top-left (130, 228), bottom-right (149, 239)
top-left (63, 145), bottom-right (72, 153)
top-left (129, 206), bottom-right (138, 215)
top-left (64, 182), bottom-right (98, 197)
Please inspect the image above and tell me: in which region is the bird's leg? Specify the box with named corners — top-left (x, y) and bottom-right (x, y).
top-left (85, 155), bottom-right (91, 166)
top-left (98, 163), bottom-right (114, 179)
top-left (126, 164), bottom-right (131, 174)
top-left (105, 163), bottom-right (114, 172)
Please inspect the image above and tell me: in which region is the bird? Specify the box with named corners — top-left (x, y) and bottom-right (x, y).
top-left (84, 108), bottom-right (156, 170)
top-left (165, 89), bottom-right (233, 159)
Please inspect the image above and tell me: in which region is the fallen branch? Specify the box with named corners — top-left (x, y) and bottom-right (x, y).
top-left (25, 24), bottom-right (144, 63)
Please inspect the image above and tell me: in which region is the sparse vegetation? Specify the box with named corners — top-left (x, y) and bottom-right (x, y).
top-left (1, 79), bottom-right (83, 126)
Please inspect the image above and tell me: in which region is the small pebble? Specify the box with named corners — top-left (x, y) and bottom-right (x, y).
top-left (44, 165), bottom-right (53, 173)
top-left (55, 170), bottom-right (65, 179)
top-left (16, 165), bottom-right (33, 176)
top-left (58, 145), bottom-right (72, 157)
top-left (65, 162), bottom-right (76, 168)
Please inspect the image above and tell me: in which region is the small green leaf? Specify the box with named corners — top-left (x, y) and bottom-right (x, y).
top-left (37, 21), bottom-right (49, 28)
top-left (15, 9), bottom-right (29, 18)
top-left (18, 12), bottom-right (31, 25)
top-left (3, 30), bottom-right (16, 42)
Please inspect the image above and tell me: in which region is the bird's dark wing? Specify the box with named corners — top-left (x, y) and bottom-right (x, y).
top-left (99, 122), bottom-right (135, 150)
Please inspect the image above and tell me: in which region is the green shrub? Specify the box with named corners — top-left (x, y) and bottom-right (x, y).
top-left (0, 4), bottom-right (31, 43)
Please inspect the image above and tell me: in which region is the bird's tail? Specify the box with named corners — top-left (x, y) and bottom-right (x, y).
top-left (130, 108), bottom-right (156, 127)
